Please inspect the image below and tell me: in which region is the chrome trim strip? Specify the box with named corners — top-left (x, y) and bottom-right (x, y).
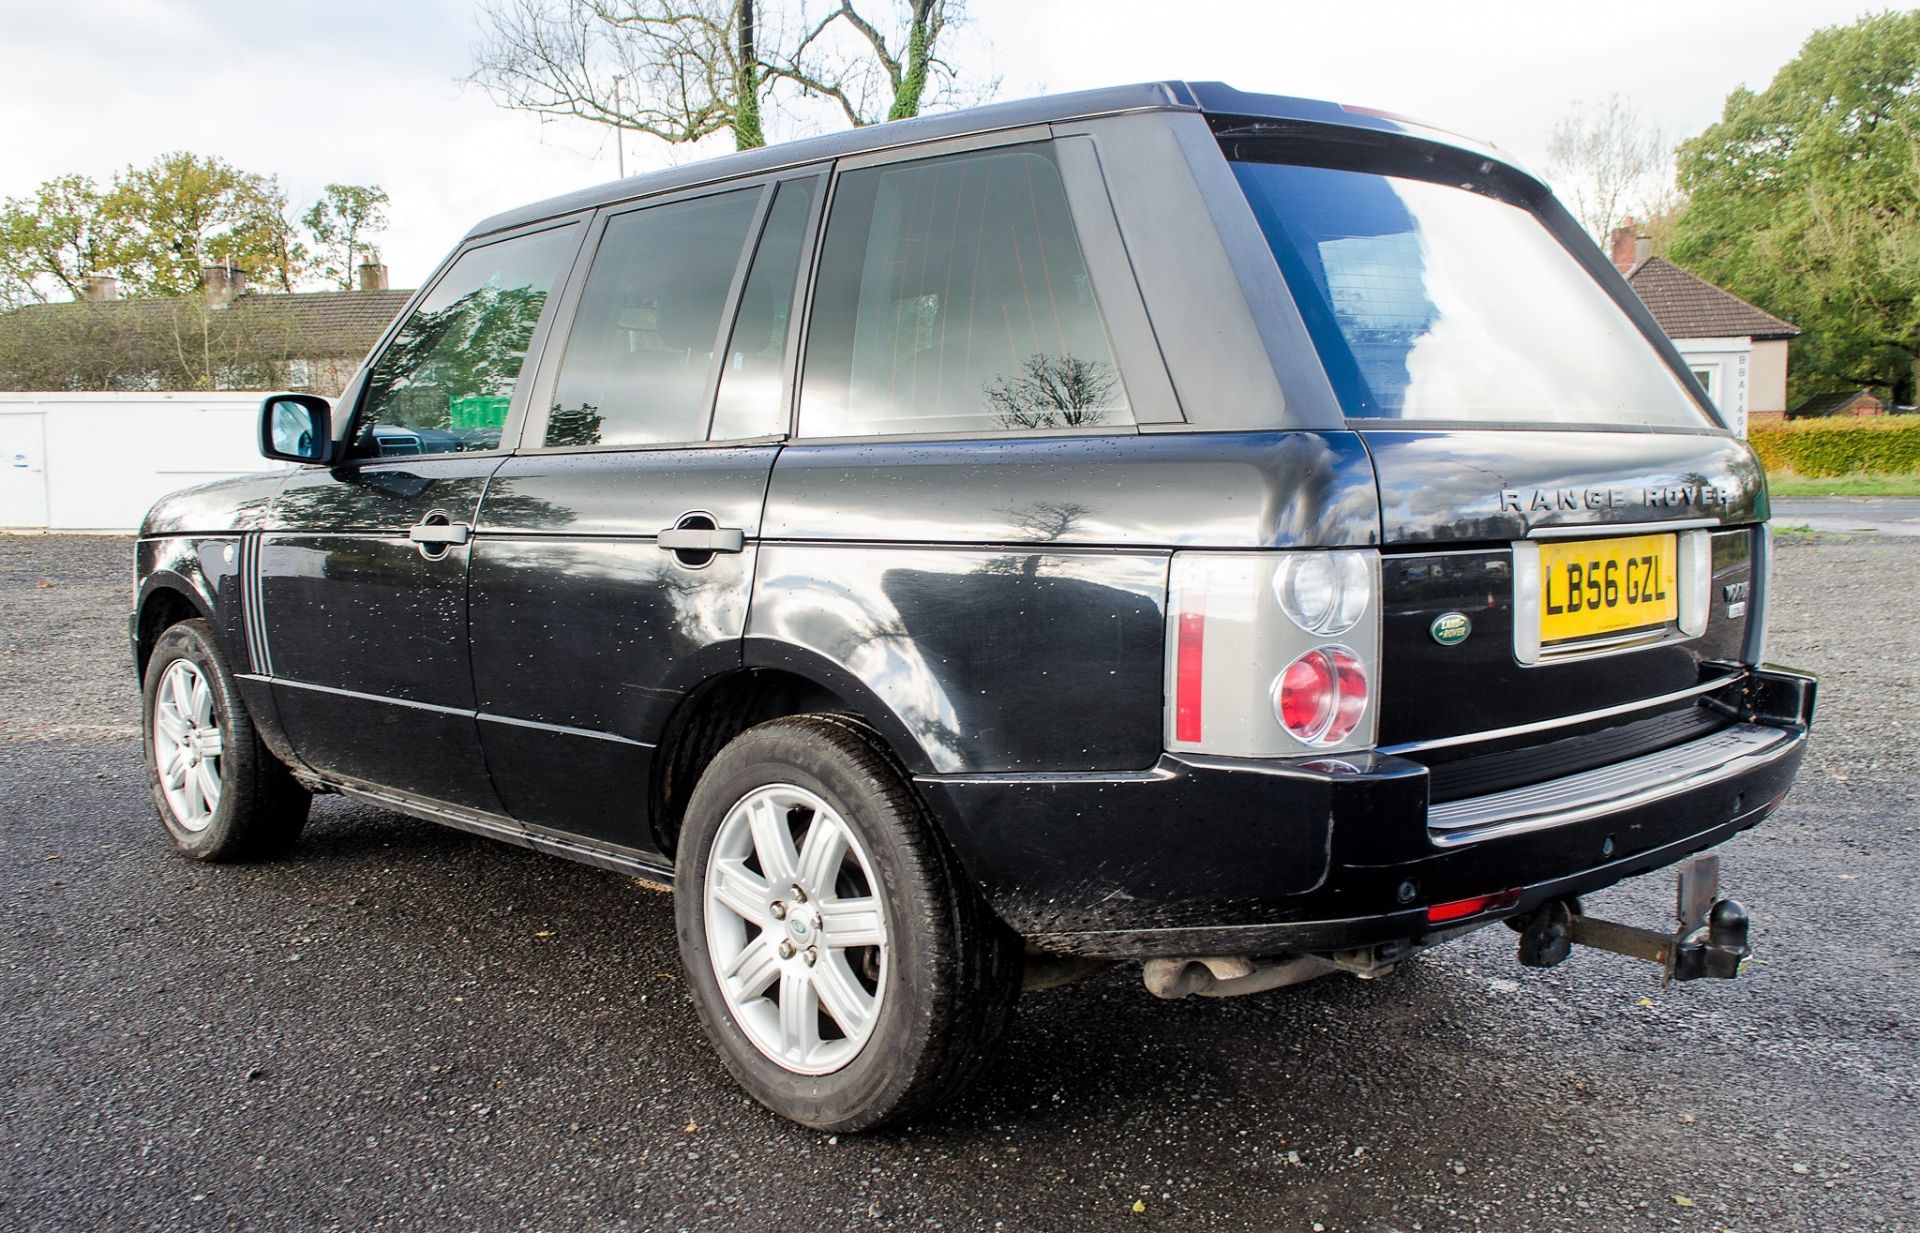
top-left (1427, 723), bottom-right (1796, 848)
top-left (476, 710), bottom-right (654, 747)
top-left (239, 534), bottom-right (256, 670)
top-left (1745, 524), bottom-right (1771, 666)
top-left (264, 676), bottom-right (474, 717)
top-left (1379, 676), bottom-right (1737, 755)
top-left (242, 676), bottom-right (647, 748)
top-left (1527, 517), bottom-right (1721, 539)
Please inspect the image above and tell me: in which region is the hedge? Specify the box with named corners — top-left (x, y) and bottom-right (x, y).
top-left (1749, 414), bottom-right (1920, 477)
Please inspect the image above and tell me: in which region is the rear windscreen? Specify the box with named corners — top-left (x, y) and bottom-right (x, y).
top-left (1230, 158), bottom-right (1712, 429)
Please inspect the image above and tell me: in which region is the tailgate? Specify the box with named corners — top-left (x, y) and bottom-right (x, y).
top-left (1362, 428), bottom-right (1766, 798)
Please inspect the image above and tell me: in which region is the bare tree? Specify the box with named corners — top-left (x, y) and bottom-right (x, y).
top-left (1544, 94), bottom-right (1674, 249)
top-left (770, 0), bottom-right (977, 126)
top-left (466, 0), bottom-right (983, 154)
top-left (985, 354), bottom-right (1121, 429)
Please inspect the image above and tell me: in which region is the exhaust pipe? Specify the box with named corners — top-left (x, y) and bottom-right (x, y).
top-left (1142, 954), bottom-right (1338, 999)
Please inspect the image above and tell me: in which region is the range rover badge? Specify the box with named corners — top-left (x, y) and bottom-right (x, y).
top-left (1431, 612), bottom-right (1472, 646)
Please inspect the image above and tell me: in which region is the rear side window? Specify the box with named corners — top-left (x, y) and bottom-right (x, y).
top-left (1230, 158), bottom-right (1709, 429)
top-left (355, 224), bottom-right (578, 458)
top-left (546, 188), bottom-right (760, 448)
top-left (800, 145), bottom-right (1131, 438)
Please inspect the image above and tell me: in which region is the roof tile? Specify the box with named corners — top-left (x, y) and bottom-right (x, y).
top-left (1625, 258), bottom-right (1799, 341)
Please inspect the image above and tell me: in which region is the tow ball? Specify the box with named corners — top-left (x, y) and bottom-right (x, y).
top-left (1508, 855), bottom-right (1752, 985)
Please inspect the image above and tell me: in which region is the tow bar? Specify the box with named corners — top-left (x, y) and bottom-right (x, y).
top-left (1509, 855), bottom-right (1752, 985)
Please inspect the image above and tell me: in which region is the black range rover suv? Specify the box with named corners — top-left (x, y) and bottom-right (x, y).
top-left (134, 82), bottom-right (1815, 1130)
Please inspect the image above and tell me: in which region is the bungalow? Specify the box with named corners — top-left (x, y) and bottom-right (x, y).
top-left (1609, 221), bottom-right (1800, 435)
top-left (0, 259), bottom-right (410, 396)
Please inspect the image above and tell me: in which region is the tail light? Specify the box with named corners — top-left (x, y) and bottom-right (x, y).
top-left (1275, 646), bottom-right (1369, 746)
top-left (1166, 550), bottom-right (1380, 757)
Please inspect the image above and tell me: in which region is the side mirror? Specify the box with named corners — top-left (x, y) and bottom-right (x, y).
top-left (260, 393), bottom-right (336, 464)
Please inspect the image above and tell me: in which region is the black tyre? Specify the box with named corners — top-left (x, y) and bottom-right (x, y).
top-left (674, 715), bottom-right (1021, 1131)
top-left (141, 618), bottom-right (310, 861)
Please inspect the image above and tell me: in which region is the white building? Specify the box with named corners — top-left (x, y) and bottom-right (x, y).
top-left (0, 392), bottom-right (285, 531)
top-left (1610, 224), bottom-right (1800, 436)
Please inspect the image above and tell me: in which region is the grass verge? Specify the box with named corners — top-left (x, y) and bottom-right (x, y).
top-left (1766, 471), bottom-right (1920, 498)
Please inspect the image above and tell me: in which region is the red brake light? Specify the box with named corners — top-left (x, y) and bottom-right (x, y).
top-left (1278, 650), bottom-right (1332, 735)
top-left (1276, 647), bottom-right (1369, 745)
top-left (1426, 889), bottom-right (1522, 924)
top-left (1174, 600), bottom-right (1206, 743)
top-left (1325, 649), bottom-right (1368, 744)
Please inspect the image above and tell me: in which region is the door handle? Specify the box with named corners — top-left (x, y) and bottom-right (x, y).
top-left (656, 526), bottom-right (745, 553)
top-left (408, 522), bottom-right (471, 546)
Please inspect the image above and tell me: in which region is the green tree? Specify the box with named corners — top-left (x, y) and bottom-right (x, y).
top-left (0, 175), bottom-right (125, 304)
top-left (102, 153), bottom-right (306, 295)
top-left (302, 184), bottom-right (391, 290)
top-left (1669, 11), bottom-right (1920, 404)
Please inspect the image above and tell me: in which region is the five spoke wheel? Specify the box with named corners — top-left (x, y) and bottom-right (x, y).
top-left (151, 659), bottom-right (224, 832)
top-left (703, 783), bottom-right (889, 1075)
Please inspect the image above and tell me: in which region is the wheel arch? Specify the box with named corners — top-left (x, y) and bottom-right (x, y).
top-left (134, 577), bottom-right (213, 679)
top-left (650, 657), bottom-right (936, 857)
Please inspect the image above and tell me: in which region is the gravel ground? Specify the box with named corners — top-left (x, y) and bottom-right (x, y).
top-left (2, 531), bottom-right (1916, 1232)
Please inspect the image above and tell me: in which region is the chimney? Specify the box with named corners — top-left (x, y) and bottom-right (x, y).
top-left (84, 275), bottom-right (119, 302)
top-left (1609, 217), bottom-right (1642, 274)
top-left (201, 263), bottom-right (238, 307)
top-left (357, 254), bottom-right (389, 292)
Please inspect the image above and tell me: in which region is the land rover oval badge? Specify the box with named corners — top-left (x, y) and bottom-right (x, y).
top-left (1430, 612), bottom-right (1472, 646)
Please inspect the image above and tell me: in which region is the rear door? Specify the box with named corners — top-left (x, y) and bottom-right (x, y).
top-left (467, 170), bottom-right (824, 855)
top-left (261, 221), bottom-right (583, 810)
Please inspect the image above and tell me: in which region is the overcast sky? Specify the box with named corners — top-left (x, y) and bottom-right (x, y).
top-left (0, 0), bottom-right (1889, 290)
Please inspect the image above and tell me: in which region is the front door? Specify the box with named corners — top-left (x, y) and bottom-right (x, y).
top-left (468, 175), bottom-right (820, 853)
top-left (259, 221), bottom-right (584, 810)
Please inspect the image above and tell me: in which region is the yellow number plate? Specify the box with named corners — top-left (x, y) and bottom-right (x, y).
top-left (1539, 533), bottom-right (1677, 645)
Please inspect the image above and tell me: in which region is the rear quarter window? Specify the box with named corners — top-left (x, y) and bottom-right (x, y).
top-left (800, 144), bottom-right (1132, 438)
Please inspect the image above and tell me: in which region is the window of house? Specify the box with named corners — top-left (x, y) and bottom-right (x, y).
top-left (355, 224), bottom-right (579, 458)
top-left (545, 189), bottom-right (761, 448)
top-left (799, 145), bottom-right (1131, 438)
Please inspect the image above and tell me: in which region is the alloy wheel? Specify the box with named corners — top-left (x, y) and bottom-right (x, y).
top-left (703, 783), bottom-right (889, 1075)
top-left (152, 659), bottom-right (224, 832)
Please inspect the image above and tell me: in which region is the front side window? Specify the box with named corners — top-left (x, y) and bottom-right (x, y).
top-left (1230, 158), bottom-right (1711, 429)
top-left (800, 145), bottom-right (1131, 438)
top-left (545, 189), bottom-right (761, 448)
top-left (355, 224), bottom-right (579, 458)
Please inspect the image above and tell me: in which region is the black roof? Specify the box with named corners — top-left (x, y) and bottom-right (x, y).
top-left (469, 81), bottom-right (1523, 240)
top-left (1790, 389), bottom-right (1879, 418)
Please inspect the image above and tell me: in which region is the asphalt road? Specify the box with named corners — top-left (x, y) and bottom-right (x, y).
top-left (1774, 496), bottom-right (1920, 538)
top-left (2, 532), bottom-right (1916, 1233)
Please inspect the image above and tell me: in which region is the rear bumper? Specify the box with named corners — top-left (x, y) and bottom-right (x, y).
top-left (918, 666), bottom-right (1815, 959)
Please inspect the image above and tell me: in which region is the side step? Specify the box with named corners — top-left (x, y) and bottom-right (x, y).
top-left (1510, 854), bottom-right (1752, 985)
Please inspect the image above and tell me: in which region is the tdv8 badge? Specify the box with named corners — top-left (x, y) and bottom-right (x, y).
top-left (1723, 580), bottom-right (1751, 619)
top-left (1430, 612), bottom-right (1473, 646)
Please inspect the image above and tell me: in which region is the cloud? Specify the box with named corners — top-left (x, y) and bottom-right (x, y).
top-left (0, 0), bottom-right (1881, 288)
